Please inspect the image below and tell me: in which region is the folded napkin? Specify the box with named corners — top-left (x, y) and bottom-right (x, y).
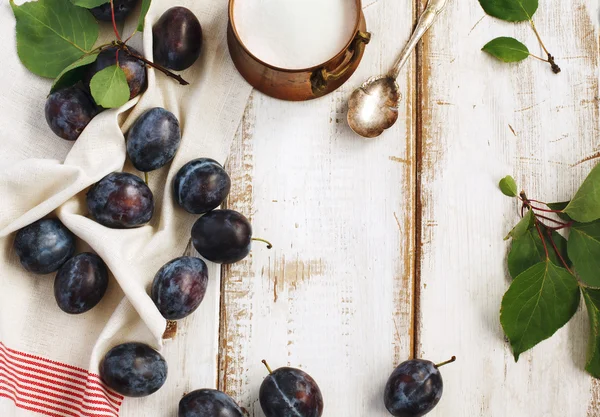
top-left (0, 0), bottom-right (252, 415)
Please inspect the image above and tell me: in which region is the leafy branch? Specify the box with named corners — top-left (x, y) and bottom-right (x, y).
top-left (499, 164), bottom-right (600, 377)
top-left (478, 0), bottom-right (560, 74)
top-left (11, 0), bottom-right (188, 109)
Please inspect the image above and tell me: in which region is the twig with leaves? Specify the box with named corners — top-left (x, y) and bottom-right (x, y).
top-left (478, 0), bottom-right (560, 74)
top-left (10, 0), bottom-right (188, 109)
top-left (498, 164), bottom-right (600, 377)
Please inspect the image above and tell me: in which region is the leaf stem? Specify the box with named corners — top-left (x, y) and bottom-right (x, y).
top-left (534, 220), bottom-right (550, 260)
top-left (529, 20), bottom-right (561, 74)
top-left (527, 199), bottom-right (548, 206)
top-left (529, 53), bottom-right (549, 63)
top-left (529, 20), bottom-right (549, 55)
top-left (522, 193), bottom-right (550, 259)
top-left (546, 228), bottom-right (574, 274)
top-left (535, 213), bottom-right (568, 226)
top-left (110, 0), bottom-right (122, 41)
top-left (117, 43), bottom-right (189, 85)
top-left (530, 205), bottom-right (563, 214)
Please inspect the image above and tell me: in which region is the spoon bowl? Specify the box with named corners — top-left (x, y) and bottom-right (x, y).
top-left (347, 0), bottom-right (448, 138)
top-left (348, 76), bottom-right (400, 138)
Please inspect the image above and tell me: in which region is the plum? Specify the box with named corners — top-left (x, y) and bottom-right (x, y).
top-left (173, 158), bottom-right (231, 214)
top-left (100, 342), bottom-right (167, 397)
top-left (153, 7), bottom-right (203, 70)
top-left (191, 210), bottom-right (252, 264)
top-left (151, 256), bottom-right (208, 320)
top-left (178, 389), bottom-right (244, 417)
top-left (259, 361), bottom-right (323, 417)
top-left (86, 172), bottom-right (154, 229)
top-left (90, 0), bottom-right (138, 22)
top-left (54, 252), bottom-right (108, 314)
top-left (45, 85), bottom-right (99, 141)
top-left (87, 47), bottom-right (147, 99)
top-left (14, 219), bottom-right (76, 274)
top-left (127, 108), bottom-right (181, 172)
top-left (384, 357), bottom-right (455, 417)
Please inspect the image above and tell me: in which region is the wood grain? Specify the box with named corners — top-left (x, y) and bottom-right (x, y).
top-left (416, 0), bottom-right (600, 415)
top-left (217, 0), bottom-right (418, 414)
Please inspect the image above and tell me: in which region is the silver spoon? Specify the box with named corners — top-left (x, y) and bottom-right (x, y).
top-left (347, 0), bottom-right (448, 138)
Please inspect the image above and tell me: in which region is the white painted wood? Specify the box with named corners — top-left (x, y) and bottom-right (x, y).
top-left (416, 0), bottom-right (600, 415)
top-left (118, 1), bottom-right (600, 417)
top-left (218, 0), bottom-right (418, 415)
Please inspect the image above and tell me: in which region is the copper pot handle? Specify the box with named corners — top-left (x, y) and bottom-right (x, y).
top-left (311, 31), bottom-right (371, 95)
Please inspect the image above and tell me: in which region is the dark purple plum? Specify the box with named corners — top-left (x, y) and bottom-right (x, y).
top-left (179, 389), bottom-right (244, 417)
top-left (151, 256), bottom-right (208, 320)
top-left (153, 7), bottom-right (203, 71)
top-left (384, 357), bottom-right (455, 417)
top-left (14, 219), bottom-right (76, 274)
top-left (54, 253), bottom-right (108, 314)
top-left (45, 85), bottom-right (99, 141)
top-left (100, 342), bottom-right (167, 397)
top-left (127, 108), bottom-right (181, 172)
top-left (90, 0), bottom-right (138, 22)
top-left (191, 210), bottom-right (252, 264)
top-left (86, 172), bottom-right (154, 229)
top-left (259, 361), bottom-right (323, 417)
top-left (87, 47), bottom-right (147, 99)
top-left (173, 158), bottom-right (231, 214)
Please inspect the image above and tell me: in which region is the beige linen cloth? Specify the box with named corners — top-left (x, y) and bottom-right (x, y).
top-left (0, 0), bottom-right (252, 414)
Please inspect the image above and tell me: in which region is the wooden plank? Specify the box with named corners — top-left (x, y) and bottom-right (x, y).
top-left (217, 0), bottom-right (418, 413)
top-left (416, 0), bottom-right (600, 415)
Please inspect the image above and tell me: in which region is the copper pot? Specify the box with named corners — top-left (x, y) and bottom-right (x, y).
top-left (227, 0), bottom-right (371, 101)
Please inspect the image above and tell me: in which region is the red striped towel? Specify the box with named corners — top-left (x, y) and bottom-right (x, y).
top-left (0, 342), bottom-right (123, 417)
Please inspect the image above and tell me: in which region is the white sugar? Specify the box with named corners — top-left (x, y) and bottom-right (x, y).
top-left (233, 0), bottom-right (358, 69)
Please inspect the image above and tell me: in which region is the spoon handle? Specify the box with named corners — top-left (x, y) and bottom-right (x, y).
top-left (389, 0), bottom-right (448, 79)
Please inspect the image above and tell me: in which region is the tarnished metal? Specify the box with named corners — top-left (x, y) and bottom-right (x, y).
top-left (348, 0), bottom-right (448, 137)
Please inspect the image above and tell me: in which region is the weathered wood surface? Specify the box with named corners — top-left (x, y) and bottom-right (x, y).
top-left (122, 0), bottom-right (600, 416)
top-left (416, 0), bottom-right (600, 415)
top-left (217, 0), bottom-right (418, 413)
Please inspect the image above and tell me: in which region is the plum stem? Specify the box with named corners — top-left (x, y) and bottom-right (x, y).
top-left (252, 238), bottom-right (273, 249)
top-left (435, 356), bottom-right (456, 368)
top-left (262, 360), bottom-right (273, 374)
top-left (144, 172), bottom-right (149, 184)
top-left (117, 42), bottom-right (190, 86)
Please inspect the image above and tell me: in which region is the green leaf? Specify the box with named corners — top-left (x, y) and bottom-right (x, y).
top-left (478, 0), bottom-right (538, 22)
top-left (499, 175), bottom-right (519, 197)
top-left (51, 53), bottom-right (99, 93)
top-left (564, 164), bottom-right (600, 223)
top-left (10, 0), bottom-right (99, 78)
top-left (500, 261), bottom-right (580, 361)
top-left (90, 64), bottom-right (130, 108)
top-left (547, 201), bottom-right (572, 222)
top-left (568, 221), bottom-right (600, 287)
top-left (137, 0), bottom-right (152, 32)
top-left (508, 225), bottom-right (570, 278)
top-left (583, 288), bottom-right (600, 378)
top-left (504, 209), bottom-right (534, 241)
top-left (483, 37), bottom-right (530, 63)
top-left (70, 0), bottom-right (108, 8)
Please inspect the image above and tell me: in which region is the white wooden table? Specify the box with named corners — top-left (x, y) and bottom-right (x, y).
top-left (121, 0), bottom-right (600, 415)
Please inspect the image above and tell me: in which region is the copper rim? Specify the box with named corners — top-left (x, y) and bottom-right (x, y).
top-left (228, 0), bottom-right (363, 72)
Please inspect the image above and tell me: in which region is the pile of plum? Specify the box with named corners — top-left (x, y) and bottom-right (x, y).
top-left (14, 2), bottom-right (455, 416)
top-left (45, 5), bottom-right (202, 142)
